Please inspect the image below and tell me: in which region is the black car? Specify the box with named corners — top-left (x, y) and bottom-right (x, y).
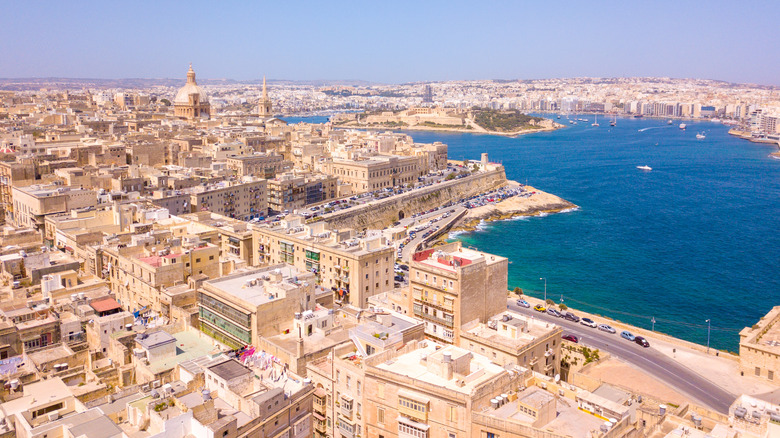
top-left (564, 312), bottom-right (580, 322)
top-left (635, 336), bottom-right (650, 348)
top-left (394, 275), bottom-right (405, 282)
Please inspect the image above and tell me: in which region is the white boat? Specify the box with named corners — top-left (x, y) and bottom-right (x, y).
top-left (679, 123), bottom-right (687, 130)
top-left (696, 132), bottom-right (706, 139)
top-left (592, 114), bottom-right (599, 127)
top-left (637, 165), bottom-right (652, 171)
top-left (610, 114), bottom-right (617, 126)
top-left (667, 120), bottom-right (673, 125)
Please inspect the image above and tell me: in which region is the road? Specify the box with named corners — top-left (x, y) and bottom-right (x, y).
top-left (506, 300), bottom-right (736, 414)
top-left (399, 206), bottom-right (466, 262)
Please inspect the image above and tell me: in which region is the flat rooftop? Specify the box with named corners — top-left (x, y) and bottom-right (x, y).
top-left (136, 330), bottom-right (176, 350)
top-left (205, 265), bottom-right (306, 306)
top-left (374, 343), bottom-right (505, 394)
top-left (463, 311), bottom-right (560, 350)
top-left (208, 359), bottom-right (252, 381)
top-left (413, 246), bottom-right (506, 273)
top-left (147, 331), bottom-right (219, 373)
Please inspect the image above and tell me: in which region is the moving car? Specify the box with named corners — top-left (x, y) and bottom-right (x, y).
top-left (564, 312), bottom-right (580, 322)
top-left (534, 304), bottom-right (547, 312)
top-left (562, 334), bottom-right (579, 343)
top-left (635, 336), bottom-right (650, 348)
top-left (620, 331), bottom-right (635, 341)
top-left (581, 318), bottom-right (597, 328)
top-left (598, 324), bottom-right (616, 334)
top-left (516, 299), bottom-right (530, 308)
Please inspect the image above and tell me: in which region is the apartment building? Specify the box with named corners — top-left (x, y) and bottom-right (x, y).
top-left (226, 152), bottom-right (291, 178)
top-left (197, 265), bottom-right (316, 348)
top-left (267, 171), bottom-right (338, 214)
top-left (12, 184), bottom-right (97, 231)
top-left (407, 242), bottom-right (508, 345)
top-left (187, 178), bottom-right (268, 221)
top-left (253, 215), bottom-right (395, 307)
top-left (461, 311), bottom-right (562, 378)
top-left (363, 342), bottom-right (519, 438)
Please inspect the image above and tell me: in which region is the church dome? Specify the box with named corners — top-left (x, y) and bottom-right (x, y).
top-left (174, 65), bottom-right (208, 105)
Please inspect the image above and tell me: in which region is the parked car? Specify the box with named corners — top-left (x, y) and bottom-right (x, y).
top-left (598, 324), bottom-right (616, 334)
top-left (547, 308), bottom-right (562, 318)
top-left (564, 312), bottom-right (580, 322)
top-left (562, 334), bottom-right (579, 343)
top-left (534, 304), bottom-right (547, 312)
top-left (581, 318), bottom-right (597, 328)
top-left (516, 299), bottom-right (530, 308)
top-left (635, 336), bottom-right (650, 348)
top-left (620, 331), bottom-right (635, 341)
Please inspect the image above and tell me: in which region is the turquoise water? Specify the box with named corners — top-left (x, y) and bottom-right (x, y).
top-left (281, 115), bottom-right (330, 124)
top-left (401, 118), bottom-right (780, 351)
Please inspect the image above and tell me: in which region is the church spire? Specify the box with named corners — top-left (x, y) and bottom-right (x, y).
top-left (262, 76), bottom-right (268, 100)
top-left (259, 75), bottom-right (272, 118)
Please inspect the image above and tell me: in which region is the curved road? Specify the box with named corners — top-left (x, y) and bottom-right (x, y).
top-left (506, 300), bottom-right (736, 414)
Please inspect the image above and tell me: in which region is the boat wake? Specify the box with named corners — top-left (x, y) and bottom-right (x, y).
top-left (638, 126), bottom-right (671, 132)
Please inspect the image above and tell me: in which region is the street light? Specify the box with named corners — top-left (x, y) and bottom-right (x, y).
top-left (706, 319), bottom-right (711, 353)
top-left (539, 277), bottom-right (547, 303)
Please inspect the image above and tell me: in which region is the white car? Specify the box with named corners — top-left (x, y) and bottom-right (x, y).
top-left (580, 318), bottom-right (598, 328)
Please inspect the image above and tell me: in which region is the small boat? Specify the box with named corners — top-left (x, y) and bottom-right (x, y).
top-left (667, 120), bottom-right (673, 125)
top-left (634, 114), bottom-right (644, 118)
top-left (557, 115), bottom-right (561, 119)
top-left (696, 132), bottom-right (706, 139)
top-left (637, 165), bottom-right (652, 171)
top-left (592, 114), bottom-right (599, 127)
top-left (610, 114), bottom-right (616, 126)
top-left (679, 123), bottom-right (687, 130)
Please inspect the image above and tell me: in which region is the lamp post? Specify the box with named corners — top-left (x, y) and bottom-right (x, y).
top-left (706, 319), bottom-right (711, 353)
top-left (539, 277), bottom-right (547, 303)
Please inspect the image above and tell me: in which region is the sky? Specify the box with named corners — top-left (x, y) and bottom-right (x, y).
top-left (1, 1), bottom-right (779, 85)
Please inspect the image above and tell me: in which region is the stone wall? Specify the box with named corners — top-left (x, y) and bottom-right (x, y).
top-left (321, 168), bottom-right (507, 231)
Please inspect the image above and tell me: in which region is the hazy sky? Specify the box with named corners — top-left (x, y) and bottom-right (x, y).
top-left (2, 1), bottom-right (779, 85)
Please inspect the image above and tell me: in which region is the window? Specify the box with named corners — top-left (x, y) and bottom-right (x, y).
top-left (449, 405), bottom-right (457, 421)
top-left (770, 370), bottom-right (775, 380)
top-left (756, 367), bottom-right (761, 376)
top-left (378, 407), bottom-right (385, 424)
top-left (209, 255), bottom-right (214, 260)
top-left (377, 382), bottom-right (385, 399)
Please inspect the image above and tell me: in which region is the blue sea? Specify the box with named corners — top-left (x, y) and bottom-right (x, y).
top-left (289, 115), bottom-right (779, 350)
top-left (401, 118), bottom-right (780, 351)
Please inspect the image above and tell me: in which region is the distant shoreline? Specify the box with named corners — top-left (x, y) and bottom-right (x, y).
top-left (333, 123), bottom-right (563, 137)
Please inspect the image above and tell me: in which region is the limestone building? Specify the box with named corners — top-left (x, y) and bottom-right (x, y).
top-left (252, 215), bottom-right (395, 308)
top-left (739, 306), bottom-right (780, 382)
top-left (322, 155), bottom-right (423, 193)
top-left (173, 64), bottom-right (210, 121)
top-left (407, 242), bottom-right (508, 345)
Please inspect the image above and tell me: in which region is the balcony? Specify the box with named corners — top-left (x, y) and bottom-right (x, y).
top-left (413, 308), bottom-right (454, 328)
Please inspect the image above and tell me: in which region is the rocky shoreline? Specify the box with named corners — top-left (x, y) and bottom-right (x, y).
top-left (450, 182), bottom-right (578, 233)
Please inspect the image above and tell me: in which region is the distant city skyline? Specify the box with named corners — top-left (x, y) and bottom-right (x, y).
top-left (2, 1), bottom-right (779, 86)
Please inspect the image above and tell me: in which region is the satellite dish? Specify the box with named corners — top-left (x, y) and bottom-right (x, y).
top-left (554, 374), bottom-right (560, 383)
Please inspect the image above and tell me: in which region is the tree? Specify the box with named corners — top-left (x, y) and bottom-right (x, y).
top-left (445, 173), bottom-right (456, 181)
top-left (160, 98), bottom-right (171, 106)
top-left (513, 287), bottom-right (523, 296)
top-left (559, 303), bottom-right (568, 311)
top-left (546, 299), bottom-right (555, 306)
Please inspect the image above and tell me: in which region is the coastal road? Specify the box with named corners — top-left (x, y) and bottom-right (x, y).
top-left (399, 206), bottom-right (467, 262)
top-left (506, 300), bottom-right (737, 414)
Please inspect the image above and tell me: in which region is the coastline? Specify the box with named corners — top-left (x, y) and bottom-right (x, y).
top-left (332, 123), bottom-right (563, 137)
top-left (450, 181), bottom-right (577, 233)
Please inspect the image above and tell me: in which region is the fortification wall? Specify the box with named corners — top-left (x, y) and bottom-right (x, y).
top-left (322, 168), bottom-right (507, 230)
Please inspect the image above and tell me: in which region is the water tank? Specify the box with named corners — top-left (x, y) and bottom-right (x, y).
top-left (769, 412), bottom-right (780, 423)
top-left (78, 292), bottom-right (85, 300)
top-left (491, 398), bottom-right (499, 409)
top-left (734, 407), bottom-right (747, 418)
top-left (442, 352), bottom-right (452, 363)
top-left (692, 414), bottom-right (702, 427)
top-left (659, 404), bottom-right (667, 415)
top-left (202, 389), bottom-right (211, 401)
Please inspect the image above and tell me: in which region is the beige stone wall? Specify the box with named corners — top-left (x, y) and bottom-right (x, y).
top-left (323, 168), bottom-right (507, 231)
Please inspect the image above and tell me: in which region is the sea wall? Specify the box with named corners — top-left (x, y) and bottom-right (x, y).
top-left (321, 168), bottom-right (508, 230)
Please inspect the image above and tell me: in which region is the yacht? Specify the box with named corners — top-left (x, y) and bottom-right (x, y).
top-left (679, 123), bottom-right (687, 130)
top-left (592, 114), bottom-right (599, 127)
top-left (637, 165), bottom-right (652, 171)
top-left (667, 120), bottom-right (673, 125)
top-left (610, 114), bottom-right (617, 126)
top-left (696, 132), bottom-right (706, 139)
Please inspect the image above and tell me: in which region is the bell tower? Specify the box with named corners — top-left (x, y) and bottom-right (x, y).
top-left (258, 76), bottom-right (273, 118)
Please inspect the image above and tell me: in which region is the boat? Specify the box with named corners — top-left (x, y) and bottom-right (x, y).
top-left (557, 115), bottom-right (561, 119)
top-left (667, 120), bottom-right (673, 125)
top-left (679, 123), bottom-right (687, 130)
top-left (637, 165), bottom-right (652, 171)
top-left (592, 114), bottom-right (599, 127)
top-left (634, 114), bottom-right (644, 118)
top-left (610, 114), bottom-right (617, 127)
top-left (696, 132), bottom-right (706, 139)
